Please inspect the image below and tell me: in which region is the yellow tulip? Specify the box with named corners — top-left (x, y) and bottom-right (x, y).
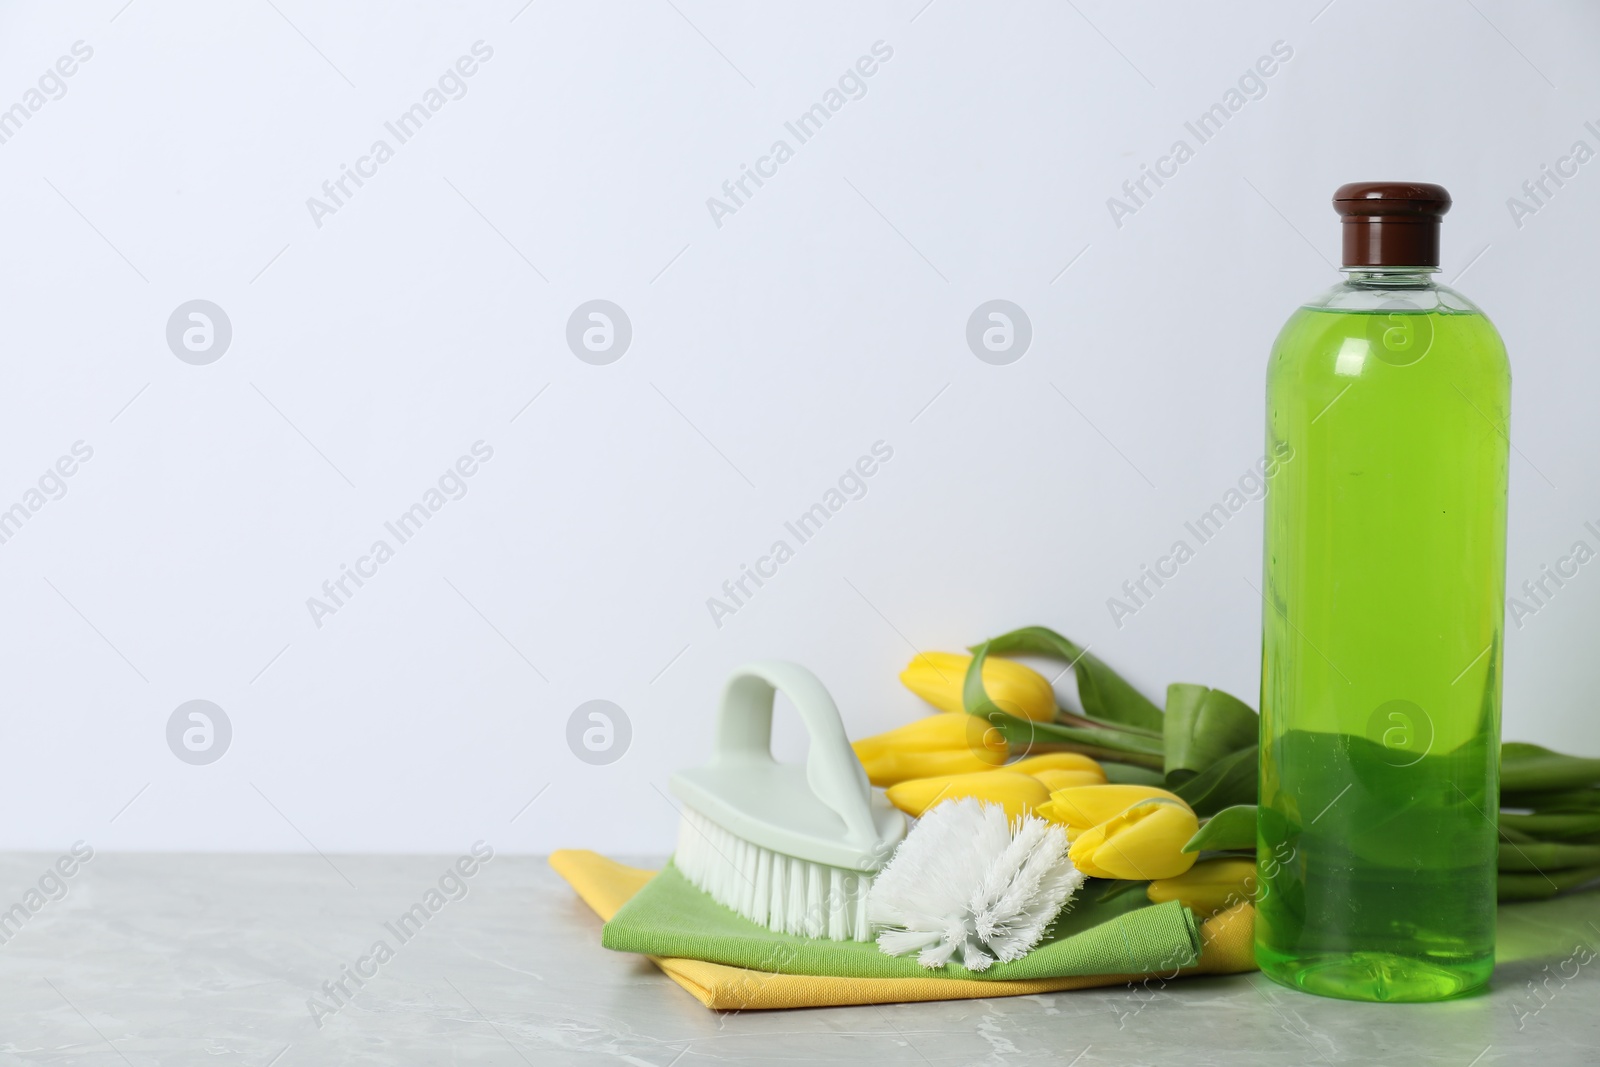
top-left (1068, 799), bottom-right (1200, 880)
top-left (1036, 784), bottom-right (1187, 835)
top-left (899, 652), bottom-right (1057, 722)
top-left (1030, 769), bottom-right (1107, 792)
top-left (885, 770), bottom-right (1051, 821)
top-left (852, 713), bottom-right (1008, 787)
top-left (1147, 858), bottom-right (1258, 916)
top-left (1008, 752), bottom-right (1106, 781)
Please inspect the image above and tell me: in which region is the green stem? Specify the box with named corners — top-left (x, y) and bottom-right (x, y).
top-left (1499, 864), bottom-right (1600, 902)
top-left (1499, 839), bottom-right (1600, 872)
top-left (1501, 743), bottom-right (1600, 793)
top-left (1500, 812), bottom-right (1600, 842)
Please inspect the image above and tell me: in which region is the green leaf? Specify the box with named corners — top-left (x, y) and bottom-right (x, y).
top-left (963, 641), bottom-right (1005, 720)
top-left (1499, 865), bottom-right (1600, 902)
top-left (979, 710), bottom-right (1166, 769)
top-left (1183, 804), bottom-right (1258, 853)
top-left (1501, 742), bottom-right (1600, 793)
top-left (972, 626), bottom-right (1164, 734)
top-left (1499, 839), bottom-right (1600, 872)
top-left (1101, 762), bottom-right (1168, 786)
top-left (1173, 745), bottom-right (1258, 817)
top-left (1092, 876), bottom-right (1149, 903)
top-left (1163, 684), bottom-right (1258, 786)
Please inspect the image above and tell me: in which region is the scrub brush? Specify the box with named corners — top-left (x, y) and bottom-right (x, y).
top-left (867, 798), bottom-right (1085, 970)
top-left (670, 661), bottom-right (907, 941)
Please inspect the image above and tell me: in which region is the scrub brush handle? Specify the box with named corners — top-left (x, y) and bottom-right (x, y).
top-left (714, 661), bottom-right (879, 848)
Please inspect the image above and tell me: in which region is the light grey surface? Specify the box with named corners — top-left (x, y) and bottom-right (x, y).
top-left (1, 851), bottom-right (1597, 1066)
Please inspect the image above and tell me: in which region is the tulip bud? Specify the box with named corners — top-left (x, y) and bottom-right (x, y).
top-left (1036, 784), bottom-right (1187, 836)
top-left (886, 770), bottom-right (1051, 821)
top-left (1031, 769), bottom-right (1107, 792)
top-left (1068, 798), bottom-right (1200, 880)
top-left (852, 713), bottom-right (1008, 787)
top-left (1008, 752), bottom-right (1106, 781)
top-left (1146, 857), bottom-right (1257, 916)
top-left (900, 652), bottom-right (1058, 722)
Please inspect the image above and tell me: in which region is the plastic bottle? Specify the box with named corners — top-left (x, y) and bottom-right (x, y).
top-left (1256, 182), bottom-right (1510, 1002)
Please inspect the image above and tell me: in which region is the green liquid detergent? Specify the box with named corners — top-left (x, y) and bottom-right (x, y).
top-left (1258, 188), bottom-right (1510, 1003)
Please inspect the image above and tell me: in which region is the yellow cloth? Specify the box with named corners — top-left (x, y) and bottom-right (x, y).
top-left (551, 849), bottom-right (1257, 1010)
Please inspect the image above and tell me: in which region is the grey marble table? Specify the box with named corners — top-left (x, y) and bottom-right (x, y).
top-left (1, 851), bottom-right (1597, 1066)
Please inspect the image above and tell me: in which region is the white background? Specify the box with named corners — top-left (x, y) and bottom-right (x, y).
top-left (1, 0), bottom-right (1596, 855)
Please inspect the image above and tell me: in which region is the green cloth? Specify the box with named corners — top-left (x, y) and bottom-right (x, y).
top-left (601, 861), bottom-right (1201, 981)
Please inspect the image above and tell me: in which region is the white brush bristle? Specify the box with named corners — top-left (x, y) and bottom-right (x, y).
top-left (866, 798), bottom-right (1085, 971)
top-left (674, 807), bottom-right (875, 941)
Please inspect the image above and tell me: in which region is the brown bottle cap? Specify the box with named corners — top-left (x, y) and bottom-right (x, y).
top-left (1332, 181), bottom-right (1451, 268)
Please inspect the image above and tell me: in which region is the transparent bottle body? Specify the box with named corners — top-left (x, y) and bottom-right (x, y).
top-left (1256, 269), bottom-right (1510, 1002)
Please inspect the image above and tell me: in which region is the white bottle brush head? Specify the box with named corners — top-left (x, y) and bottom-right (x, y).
top-left (867, 798), bottom-right (1085, 971)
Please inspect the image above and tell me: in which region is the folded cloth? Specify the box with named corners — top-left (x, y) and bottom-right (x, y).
top-left (552, 850), bottom-right (1256, 1010)
top-left (604, 860), bottom-right (1201, 980)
